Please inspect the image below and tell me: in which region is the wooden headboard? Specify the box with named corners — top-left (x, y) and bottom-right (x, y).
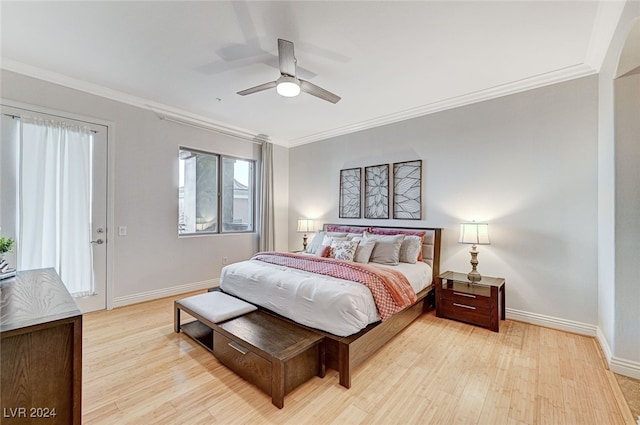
top-left (322, 224), bottom-right (442, 279)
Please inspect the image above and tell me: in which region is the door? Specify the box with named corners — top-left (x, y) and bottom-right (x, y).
top-left (0, 105), bottom-right (108, 313)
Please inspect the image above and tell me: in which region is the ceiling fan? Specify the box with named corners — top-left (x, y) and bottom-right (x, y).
top-left (236, 39), bottom-right (341, 104)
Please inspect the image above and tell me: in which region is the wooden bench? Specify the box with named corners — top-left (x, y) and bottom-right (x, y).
top-left (175, 292), bottom-right (325, 408)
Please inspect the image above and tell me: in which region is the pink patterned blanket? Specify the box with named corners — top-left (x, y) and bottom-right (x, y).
top-left (251, 252), bottom-right (417, 320)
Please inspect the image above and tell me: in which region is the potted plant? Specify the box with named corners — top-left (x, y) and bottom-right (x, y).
top-left (0, 237), bottom-right (15, 260)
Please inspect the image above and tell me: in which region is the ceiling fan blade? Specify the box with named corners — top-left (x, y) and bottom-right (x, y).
top-left (236, 81), bottom-right (277, 96)
top-left (278, 38), bottom-right (296, 77)
top-left (299, 80), bottom-right (341, 104)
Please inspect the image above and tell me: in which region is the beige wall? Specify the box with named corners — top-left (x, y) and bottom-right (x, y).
top-left (1, 69), bottom-right (289, 304)
top-left (289, 76), bottom-right (600, 329)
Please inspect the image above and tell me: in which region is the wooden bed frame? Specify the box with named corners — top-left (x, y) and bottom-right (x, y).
top-left (257, 224), bottom-right (442, 389)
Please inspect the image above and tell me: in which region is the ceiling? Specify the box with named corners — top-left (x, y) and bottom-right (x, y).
top-left (0, 1), bottom-right (622, 147)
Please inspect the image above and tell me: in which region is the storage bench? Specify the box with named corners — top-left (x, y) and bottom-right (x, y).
top-left (175, 292), bottom-right (325, 408)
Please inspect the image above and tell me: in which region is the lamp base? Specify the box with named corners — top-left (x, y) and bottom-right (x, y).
top-left (467, 244), bottom-right (482, 283)
top-left (467, 270), bottom-right (482, 283)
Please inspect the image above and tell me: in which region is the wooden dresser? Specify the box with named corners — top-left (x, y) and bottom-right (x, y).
top-left (1, 268), bottom-right (82, 424)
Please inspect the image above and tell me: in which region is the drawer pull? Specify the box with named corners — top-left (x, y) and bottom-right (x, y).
top-left (228, 341), bottom-right (249, 355)
top-left (453, 303), bottom-right (476, 310)
top-left (453, 292), bottom-right (476, 298)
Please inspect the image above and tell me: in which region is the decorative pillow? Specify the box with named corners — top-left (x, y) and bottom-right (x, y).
top-left (398, 235), bottom-right (422, 264)
top-left (315, 245), bottom-right (331, 258)
top-left (322, 235), bottom-right (348, 246)
top-left (353, 239), bottom-right (376, 263)
top-left (326, 225), bottom-right (368, 234)
top-left (370, 228), bottom-right (426, 261)
top-left (363, 232), bottom-right (405, 265)
top-left (330, 240), bottom-right (360, 262)
top-left (306, 231), bottom-right (347, 253)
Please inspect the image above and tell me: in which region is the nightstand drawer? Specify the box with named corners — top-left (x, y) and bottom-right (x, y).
top-left (438, 298), bottom-right (491, 328)
top-left (440, 288), bottom-right (490, 308)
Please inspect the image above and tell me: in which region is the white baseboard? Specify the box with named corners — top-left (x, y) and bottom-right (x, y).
top-left (505, 307), bottom-right (597, 336)
top-left (610, 356), bottom-right (640, 380)
top-left (112, 278), bottom-right (220, 308)
top-left (508, 308), bottom-right (640, 380)
top-left (596, 327), bottom-right (640, 379)
top-left (596, 327), bottom-right (613, 364)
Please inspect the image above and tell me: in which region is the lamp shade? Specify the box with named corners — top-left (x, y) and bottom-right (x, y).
top-left (459, 222), bottom-right (490, 245)
top-left (297, 219), bottom-right (314, 233)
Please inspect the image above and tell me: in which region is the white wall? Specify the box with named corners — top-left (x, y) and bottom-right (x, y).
top-left (597, 1), bottom-right (640, 379)
top-left (1, 70), bottom-right (289, 305)
top-left (289, 76), bottom-right (599, 331)
top-left (615, 71), bottom-right (640, 366)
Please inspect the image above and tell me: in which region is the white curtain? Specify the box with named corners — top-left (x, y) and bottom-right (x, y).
top-left (259, 141), bottom-right (275, 252)
top-left (18, 116), bottom-right (94, 297)
top-left (0, 115), bottom-right (20, 269)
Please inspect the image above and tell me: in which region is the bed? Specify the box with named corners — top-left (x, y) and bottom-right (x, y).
top-left (220, 224), bottom-right (441, 388)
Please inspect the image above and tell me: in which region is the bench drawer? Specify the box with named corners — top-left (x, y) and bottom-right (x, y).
top-left (213, 331), bottom-right (272, 395)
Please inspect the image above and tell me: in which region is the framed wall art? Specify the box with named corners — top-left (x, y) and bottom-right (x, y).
top-left (339, 168), bottom-right (361, 218)
top-left (364, 164), bottom-right (389, 219)
top-left (393, 160), bottom-right (422, 219)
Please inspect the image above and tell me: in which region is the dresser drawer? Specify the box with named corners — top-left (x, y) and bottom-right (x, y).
top-left (213, 331), bottom-right (272, 395)
top-left (440, 288), bottom-right (490, 308)
top-left (438, 298), bottom-right (491, 328)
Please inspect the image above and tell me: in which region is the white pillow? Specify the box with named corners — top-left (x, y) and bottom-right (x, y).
top-left (353, 239), bottom-right (376, 263)
top-left (363, 232), bottom-right (405, 265)
top-left (305, 231), bottom-right (347, 253)
top-left (322, 234), bottom-right (348, 246)
top-left (330, 240), bottom-right (360, 262)
top-left (399, 235), bottom-right (422, 264)
top-left (305, 231), bottom-right (324, 253)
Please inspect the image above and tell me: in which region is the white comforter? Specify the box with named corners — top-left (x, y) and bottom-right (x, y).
top-left (219, 258), bottom-right (432, 337)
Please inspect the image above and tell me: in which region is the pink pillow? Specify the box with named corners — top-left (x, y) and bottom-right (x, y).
top-left (326, 225), bottom-right (368, 234)
top-left (370, 228), bottom-right (426, 261)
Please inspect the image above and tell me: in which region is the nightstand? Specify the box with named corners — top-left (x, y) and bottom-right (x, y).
top-left (435, 271), bottom-right (505, 332)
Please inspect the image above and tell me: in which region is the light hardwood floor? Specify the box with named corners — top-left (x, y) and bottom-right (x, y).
top-left (83, 292), bottom-right (636, 424)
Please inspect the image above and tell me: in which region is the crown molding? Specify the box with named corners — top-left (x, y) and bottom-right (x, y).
top-left (288, 63), bottom-right (597, 147)
top-left (2, 59), bottom-right (596, 150)
top-left (147, 106), bottom-right (274, 145)
top-left (584, 0), bottom-right (627, 72)
top-left (0, 59), bottom-right (284, 147)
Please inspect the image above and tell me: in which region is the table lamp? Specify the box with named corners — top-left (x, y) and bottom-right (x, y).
top-left (297, 219), bottom-right (314, 251)
top-left (459, 222), bottom-right (490, 282)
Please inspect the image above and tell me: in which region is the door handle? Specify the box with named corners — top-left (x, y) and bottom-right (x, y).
top-left (91, 239), bottom-right (104, 245)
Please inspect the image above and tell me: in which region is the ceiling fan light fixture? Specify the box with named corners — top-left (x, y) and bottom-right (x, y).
top-left (237, 39), bottom-right (340, 103)
top-left (276, 76), bottom-right (300, 97)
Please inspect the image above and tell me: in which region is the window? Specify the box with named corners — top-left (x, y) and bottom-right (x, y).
top-left (221, 157), bottom-right (255, 232)
top-left (178, 148), bottom-right (255, 235)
